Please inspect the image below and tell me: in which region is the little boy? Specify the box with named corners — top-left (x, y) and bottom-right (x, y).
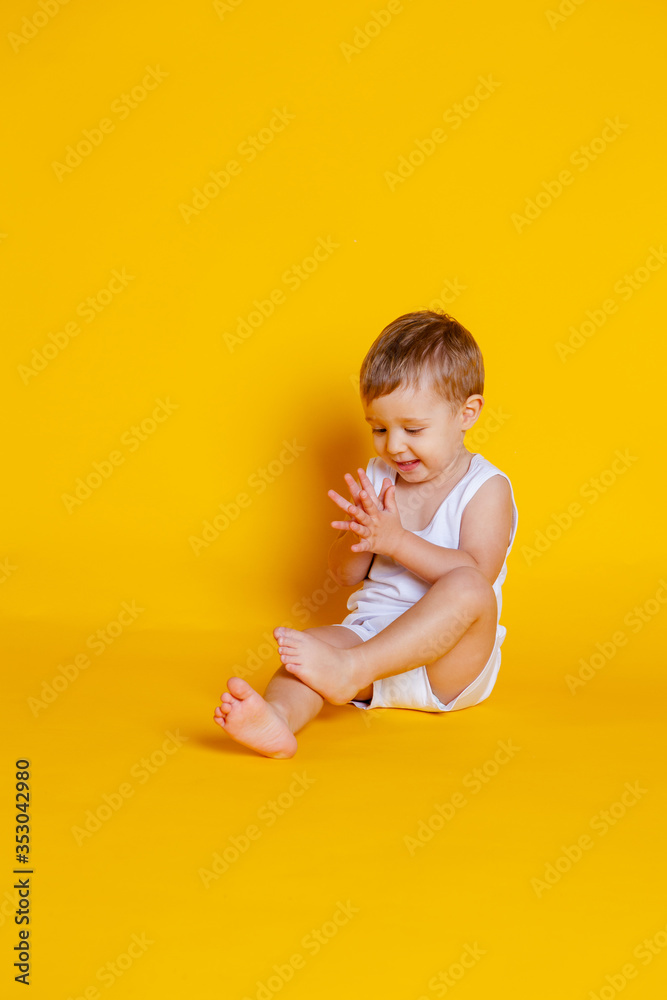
top-left (214, 309), bottom-right (518, 759)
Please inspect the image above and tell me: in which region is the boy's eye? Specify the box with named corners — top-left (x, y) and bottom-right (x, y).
top-left (372, 428), bottom-right (423, 435)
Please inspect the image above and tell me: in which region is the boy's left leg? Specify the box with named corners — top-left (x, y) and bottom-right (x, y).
top-left (214, 624), bottom-right (369, 759)
top-left (273, 566), bottom-right (498, 706)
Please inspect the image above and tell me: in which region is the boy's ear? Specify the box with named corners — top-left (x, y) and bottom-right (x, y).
top-left (461, 394), bottom-right (484, 428)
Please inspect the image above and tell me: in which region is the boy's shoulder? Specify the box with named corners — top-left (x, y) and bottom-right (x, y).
top-left (463, 452), bottom-right (516, 501)
top-left (460, 453), bottom-right (518, 552)
top-left (468, 450), bottom-right (510, 478)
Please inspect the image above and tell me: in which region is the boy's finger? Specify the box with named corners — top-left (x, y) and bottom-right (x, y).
top-left (328, 492), bottom-right (369, 523)
top-left (357, 489), bottom-right (372, 508)
top-left (341, 472), bottom-right (362, 503)
top-left (378, 476), bottom-right (393, 506)
top-left (343, 471), bottom-right (361, 490)
top-left (328, 489), bottom-right (358, 513)
top-left (357, 468), bottom-right (381, 508)
top-left (332, 520), bottom-right (364, 534)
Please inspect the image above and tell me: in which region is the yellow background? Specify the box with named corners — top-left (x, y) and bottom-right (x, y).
top-left (1, 0), bottom-right (666, 996)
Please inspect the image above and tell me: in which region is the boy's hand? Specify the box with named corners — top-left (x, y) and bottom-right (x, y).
top-left (328, 467), bottom-right (405, 558)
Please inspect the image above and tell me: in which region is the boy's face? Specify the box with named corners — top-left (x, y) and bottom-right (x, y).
top-left (361, 380), bottom-right (483, 482)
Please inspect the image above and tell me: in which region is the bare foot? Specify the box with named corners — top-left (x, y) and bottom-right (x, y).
top-left (272, 626), bottom-right (370, 704)
top-left (214, 677), bottom-right (298, 759)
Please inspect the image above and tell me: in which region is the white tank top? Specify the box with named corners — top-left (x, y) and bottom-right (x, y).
top-left (345, 452), bottom-right (519, 643)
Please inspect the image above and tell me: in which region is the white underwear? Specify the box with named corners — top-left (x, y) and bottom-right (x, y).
top-left (330, 611), bottom-right (503, 713)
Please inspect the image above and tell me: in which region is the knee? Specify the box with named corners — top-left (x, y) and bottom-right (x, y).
top-left (436, 566), bottom-right (496, 616)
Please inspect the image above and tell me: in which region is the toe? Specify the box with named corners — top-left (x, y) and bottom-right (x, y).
top-left (276, 627), bottom-right (299, 644)
top-left (227, 676), bottom-right (256, 700)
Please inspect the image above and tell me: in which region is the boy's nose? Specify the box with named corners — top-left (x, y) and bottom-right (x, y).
top-left (387, 433), bottom-right (406, 453)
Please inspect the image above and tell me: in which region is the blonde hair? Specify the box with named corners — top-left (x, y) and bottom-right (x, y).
top-left (359, 310), bottom-right (484, 411)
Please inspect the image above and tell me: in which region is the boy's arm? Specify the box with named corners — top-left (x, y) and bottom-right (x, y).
top-left (389, 476), bottom-right (513, 586)
top-left (327, 464), bottom-right (381, 587)
top-left (328, 523), bottom-right (374, 587)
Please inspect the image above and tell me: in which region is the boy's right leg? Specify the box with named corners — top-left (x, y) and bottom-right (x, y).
top-left (214, 625), bottom-right (365, 759)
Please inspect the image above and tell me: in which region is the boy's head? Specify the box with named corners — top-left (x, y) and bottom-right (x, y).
top-left (359, 310), bottom-right (484, 413)
top-left (358, 311), bottom-right (485, 480)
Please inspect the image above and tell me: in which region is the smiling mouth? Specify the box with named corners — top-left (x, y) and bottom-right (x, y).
top-left (396, 459), bottom-right (420, 468)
